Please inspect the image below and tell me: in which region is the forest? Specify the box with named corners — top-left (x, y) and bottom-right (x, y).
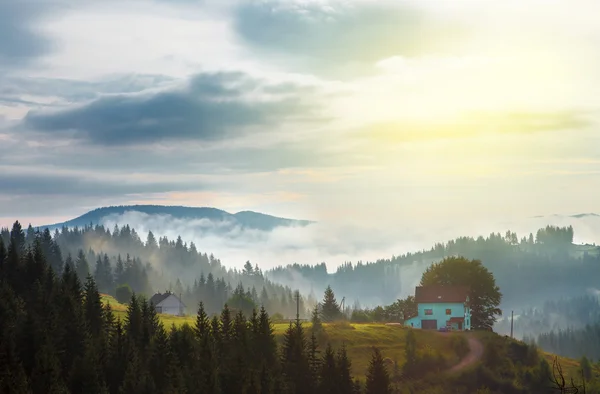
top-left (0, 219), bottom-right (588, 393)
top-left (0, 222), bottom-right (314, 319)
top-left (268, 226), bottom-right (598, 315)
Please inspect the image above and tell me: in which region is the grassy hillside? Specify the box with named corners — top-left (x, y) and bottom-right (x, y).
top-left (101, 294), bottom-right (599, 384)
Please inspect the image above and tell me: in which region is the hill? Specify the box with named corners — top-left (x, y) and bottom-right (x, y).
top-left (37, 204), bottom-right (314, 231)
top-left (100, 293), bottom-right (598, 388)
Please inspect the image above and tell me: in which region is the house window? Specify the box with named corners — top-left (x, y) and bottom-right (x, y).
top-left (446, 309), bottom-right (451, 315)
top-left (424, 309), bottom-right (433, 315)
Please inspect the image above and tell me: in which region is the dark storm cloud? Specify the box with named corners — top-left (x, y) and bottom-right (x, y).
top-left (22, 71), bottom-right (322, 145)
top-left (233, 1), bottom-right (468, 78)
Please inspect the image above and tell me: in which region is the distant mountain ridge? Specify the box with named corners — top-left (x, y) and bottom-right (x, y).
top-left (39, 205), bottom-right (314, 231)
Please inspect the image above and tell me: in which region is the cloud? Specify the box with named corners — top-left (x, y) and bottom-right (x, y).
top-left (21, 71), bottom-right (324, 145)
top-left (233, 0), bottom-right (468, 77)
top-left (0, 1), bottom-right (55, 68)
top-left (351, 110), bottom-right (594, 145)
top-left (0, 73), bottom-right (176, 106)
top-left (0, 169), bottom-right (213, 200)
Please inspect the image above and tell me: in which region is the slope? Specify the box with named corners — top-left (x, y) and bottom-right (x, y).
top-left (38, 204), bottom-right (314, 231)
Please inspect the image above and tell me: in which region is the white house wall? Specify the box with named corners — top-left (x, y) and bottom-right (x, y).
top-left (157, 294), bottom-right (184, 315)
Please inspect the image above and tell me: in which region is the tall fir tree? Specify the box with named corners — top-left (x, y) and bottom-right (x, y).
top-left (365, 348), bottom-right (391, 394)
top-left (321, 286), bottom-right (341, 323)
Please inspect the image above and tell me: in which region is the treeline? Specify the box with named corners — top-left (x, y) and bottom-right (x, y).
top-left (268, 226), bottom-right (599, 312)
top-left (0, 222), bottom-right (314, 318)
top-left (535, 324), bottom-right (600, 362)
top-left (496, 295), bottom-right (600, 340)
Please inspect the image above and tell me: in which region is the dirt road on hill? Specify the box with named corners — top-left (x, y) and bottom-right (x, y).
top-left (448, 335), bottom-right (484, 373)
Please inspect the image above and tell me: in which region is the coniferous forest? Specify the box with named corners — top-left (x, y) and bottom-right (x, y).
top-left (0, 221), bottom-right (370, 393)
top-left (2, 219), bottom-right (593, 393)
top-left (0, 222), bottom-right (313, 319)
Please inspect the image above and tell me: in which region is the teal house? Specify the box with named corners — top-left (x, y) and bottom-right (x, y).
top-left (404, 285), bottom-right (471, 331)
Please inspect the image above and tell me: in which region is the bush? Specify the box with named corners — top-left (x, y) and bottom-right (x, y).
top-left (271, 312), bottom-right (284, 322)
top-left (115, 283), bottom-right (133, 304)
top-left (351, 309), bottom-right (372, 323)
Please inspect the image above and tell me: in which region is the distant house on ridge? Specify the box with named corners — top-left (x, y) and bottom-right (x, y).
top-left (404, 285), bottom-right (471, 331)
top-left (149, 291), bottom-right (186, 316)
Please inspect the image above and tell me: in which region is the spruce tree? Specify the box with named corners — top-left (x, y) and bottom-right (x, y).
top-left (281, 321), bottom-right (312, 394)
top-left (311, 304), bottom-right (323, 333)
top-left (149, 324), bottom-right (177, 393)
top-left (0, 237), bottom-right (6, 278)
top-left (318, 343), bottom-right (338, 394)
top-left (83, 275), bottom-right (105, 339)
top-left (107, 318), bottom-right (127, 394)
top-left (256, 306), bottom-right (278, 371)
top-left (307, 332), bottom-right (321, 383)
top-left (30, 340), bottom-right (67, 393)
top-left (75, 250), bottom-right (90, 282)
top-left (194, 301), bottom-right (210, 340)
top-left (337, 343), bottom-right (354, 394)
top-left (365, 348), bottom-right (391, 394)
top-left (321, 286), bottom-right (341, 322)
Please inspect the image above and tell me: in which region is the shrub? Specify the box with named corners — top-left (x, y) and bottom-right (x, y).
top-left (115, 283), bottom-right (133, 304)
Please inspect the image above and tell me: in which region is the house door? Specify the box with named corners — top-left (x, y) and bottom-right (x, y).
top-left (421, 320), bottom-right (437, 330)
top-left (458, 322), bottom-right (463, 330)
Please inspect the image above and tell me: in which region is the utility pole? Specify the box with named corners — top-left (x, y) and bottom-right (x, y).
top-left (295, 290), bottom-right (300, 323)
top-left (510, 310), bottom-right (514, 339)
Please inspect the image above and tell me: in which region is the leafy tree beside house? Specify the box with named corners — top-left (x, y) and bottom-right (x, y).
top-left (420, 256), bottom-right (502, 329)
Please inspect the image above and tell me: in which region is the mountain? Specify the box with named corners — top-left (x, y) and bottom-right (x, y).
top-left (38, 205), bottom-right (314, 231)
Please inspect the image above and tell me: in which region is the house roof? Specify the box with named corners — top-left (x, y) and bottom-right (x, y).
top-left (414, 285), bottom-right (470, 304)
top-left (149, 292), bottom-right (186, 307)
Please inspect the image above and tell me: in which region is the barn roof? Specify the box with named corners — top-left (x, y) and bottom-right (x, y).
top-left (414, 285), bottom-right (470, 304)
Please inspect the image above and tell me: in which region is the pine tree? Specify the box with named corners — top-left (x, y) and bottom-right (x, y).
top-left (124, 294), bottom-right (143, 349)
top-left (337, 343), bottom-right (354, 394)
top-left (281, 321), bottom-right (312, 394)
top-left (194, 301), bottom-right (210, 338)
top-left (0, 237), bottom-right (6, 281)
top-left (83, 275), bottom-right (105, 339)
top-left (69, 340), bottom-right (108, 394)
top-left (75, 249), bottom-right (90, 281)
top-left (311, 304), bottom-right (323, 333)
top-left (318, 343), bottom-right (338, 394)
top-left (107, 318), bottom-right (127, 394)
top-left (149, 324), bottom-right (177, 393)
top-left (256, 306), bottom-right (278, 371)
top-left (365, 348), bottom-right (391, 394)
top-left (321, 286), bottom-right (341, 322)
top-left (307, 332), bottom-right (321, 383)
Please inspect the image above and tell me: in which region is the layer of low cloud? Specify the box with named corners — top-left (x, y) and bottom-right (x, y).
top-left (98, 211), bottom-right (600, 274)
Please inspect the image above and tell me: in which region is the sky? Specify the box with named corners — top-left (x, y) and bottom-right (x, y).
top-left (2, 0), bottom-right (600, 268)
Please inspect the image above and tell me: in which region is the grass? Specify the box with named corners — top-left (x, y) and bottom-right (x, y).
top-left (100, 294), bottom-right (596, 380)
top-left (101, 294), bottom-right (463, 378)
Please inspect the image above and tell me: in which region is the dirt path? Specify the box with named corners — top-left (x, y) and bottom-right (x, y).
top-left (447, 335), bottom-right (484, 373)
